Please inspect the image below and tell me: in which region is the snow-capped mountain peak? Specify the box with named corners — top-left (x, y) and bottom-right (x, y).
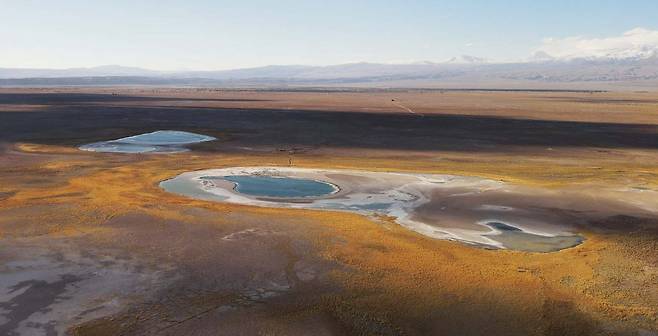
top-left (445, 55), bottom-right (489, 64)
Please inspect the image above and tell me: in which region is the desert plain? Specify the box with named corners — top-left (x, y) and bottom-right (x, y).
top-left (0, 87), bottom-right (657, 335)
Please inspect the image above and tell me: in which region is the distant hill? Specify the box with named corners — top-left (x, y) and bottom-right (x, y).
top-left (0, 65), bottom-right (162, 79)
top-left (2, 54), bottom-right (658, 90)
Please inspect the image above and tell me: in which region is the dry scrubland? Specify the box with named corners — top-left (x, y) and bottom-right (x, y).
top-left (0, 88), bottom-right (657, 335)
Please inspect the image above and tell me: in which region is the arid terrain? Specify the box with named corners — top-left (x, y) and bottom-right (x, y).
top-left (1, 87), bottom-right (657, 335)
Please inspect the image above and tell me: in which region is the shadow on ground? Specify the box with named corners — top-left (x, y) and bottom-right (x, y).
top-left (1, 93), bottom-right (658, 152)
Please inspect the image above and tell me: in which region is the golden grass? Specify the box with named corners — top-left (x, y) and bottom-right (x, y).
top-left (2, 145), bottom-right (655, 334)
top-left (2, 89), bottom-right (657, 334)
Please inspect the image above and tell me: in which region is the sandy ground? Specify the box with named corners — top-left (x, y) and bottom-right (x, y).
top-left (0, 88), bottom-right (657, 335)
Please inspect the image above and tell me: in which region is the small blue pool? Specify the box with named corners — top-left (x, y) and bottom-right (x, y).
top-left (118, 131), bottom-right (214, 145)
top-left (220, 175), bottom-right (337, 198)
top-left (79, 130), bottom-right (216, 153)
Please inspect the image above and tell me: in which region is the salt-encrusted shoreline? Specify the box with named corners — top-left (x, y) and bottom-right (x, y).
top-left (161, 167), bottom-right (585, 251)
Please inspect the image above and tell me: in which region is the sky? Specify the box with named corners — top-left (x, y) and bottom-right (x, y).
top-left (2, 0), bottom-right (658, 70)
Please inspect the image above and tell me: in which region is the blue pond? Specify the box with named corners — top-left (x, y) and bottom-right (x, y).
top-left (219, 175), bottom-right (337, 198)
top-left (80, 130), bottom-right (215, 153)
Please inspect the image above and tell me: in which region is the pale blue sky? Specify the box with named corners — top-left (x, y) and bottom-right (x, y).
top-left (2, 0), bottom-right (657, 70)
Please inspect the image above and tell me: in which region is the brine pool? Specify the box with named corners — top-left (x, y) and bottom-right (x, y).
top-left (208, 176), bottom-right (338, 198)
top-left (79, 130), bottom-right (215, 153)
top-left (161, 167), bottom-right (586, 252)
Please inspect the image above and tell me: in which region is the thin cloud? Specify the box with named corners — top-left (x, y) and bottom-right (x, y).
top-left (534, 27), bottom-right (658, 60)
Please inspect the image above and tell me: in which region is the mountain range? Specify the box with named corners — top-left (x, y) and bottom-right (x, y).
top-left (2, 53), bottom-right (658, 90)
